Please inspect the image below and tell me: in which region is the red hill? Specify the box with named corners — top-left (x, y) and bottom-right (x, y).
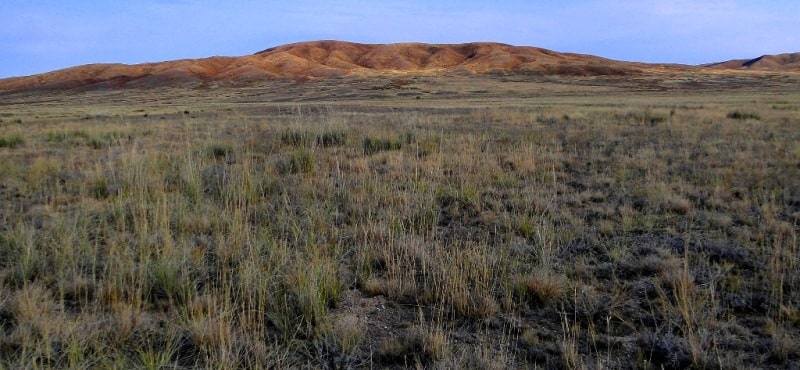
top-left (2, 40), bottom-right (795, 92)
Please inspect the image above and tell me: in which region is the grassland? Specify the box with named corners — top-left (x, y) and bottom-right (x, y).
top-left (0, 73), bottom-right (799, 369)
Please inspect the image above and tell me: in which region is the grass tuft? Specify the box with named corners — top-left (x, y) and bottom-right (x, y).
top-left (0, 133), bottom-right (24, 148)
top-left (363, 136), bottom-right (403, 155)
top-left (276, 150), bottom-right (316, 174)
top-left (727, 110), bottom-right (761, 120)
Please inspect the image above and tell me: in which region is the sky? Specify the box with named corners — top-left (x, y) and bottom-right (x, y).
top-left (1, 0), bottom-right (798, 78)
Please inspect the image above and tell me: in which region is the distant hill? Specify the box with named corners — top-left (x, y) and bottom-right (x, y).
top-left (704, 52), bottom-right (800, 71)
top-left (0, 40), bottom-right (794, 92)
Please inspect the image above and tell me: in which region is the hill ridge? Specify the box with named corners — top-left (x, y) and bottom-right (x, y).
top-left (703, 52), bottom-right (800, 71)
top-left (0, 41), bottom-right (797, 92)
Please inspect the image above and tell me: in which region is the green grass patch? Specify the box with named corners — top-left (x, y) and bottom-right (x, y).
top-left (280, 130), bottom-right (348, 148)
top-left (317, 130), bottom-right (348, 147)
top-left (727, 110), bottom-right (761, 120)
top-left (205, 142), bottom-right (235, 159)
top-left (0, 133), bottom-right (24, 148)
top-left (363, 136), bottom-right (403, 155)
top-left (45, 129), bottom-right (128, 148)
top-left (276, 150), bottom-right (316, 174)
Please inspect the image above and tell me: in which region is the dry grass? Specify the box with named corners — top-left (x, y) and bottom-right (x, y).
top-left (0, 75), bottom-right (798, 368)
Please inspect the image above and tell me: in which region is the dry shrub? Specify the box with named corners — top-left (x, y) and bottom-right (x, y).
top-left (522, 271), bottom-right (566, 306)
top-left (379, 324), bottom-right (448, 365)
top-left (332, 314), bottom-right (364, 355)
top-left (664, 195), bottom-right (693, 215)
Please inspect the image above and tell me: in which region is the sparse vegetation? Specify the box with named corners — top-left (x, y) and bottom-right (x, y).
top-left (0, 75), bottom-right (798, 368)
top-left (45, 128), bottom-right (129, 148)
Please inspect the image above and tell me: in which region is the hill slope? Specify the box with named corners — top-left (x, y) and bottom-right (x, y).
top-left (704, 52), bottom-right (800, 71)
top-left (0, 41), bottom-right (673, 92)
top-left (0, 41), bottom-right (795, 93)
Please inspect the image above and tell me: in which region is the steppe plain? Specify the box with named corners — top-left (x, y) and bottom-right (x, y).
top-left (1, 42), bottom-right (799, 369)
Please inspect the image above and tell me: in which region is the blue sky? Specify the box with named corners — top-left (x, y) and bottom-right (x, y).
top-left (1, 0), bottom-right (798, 78)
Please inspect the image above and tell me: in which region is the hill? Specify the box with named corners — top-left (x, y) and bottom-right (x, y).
top-left (704, 52), bottom-right (800, 71)
top-left (0, 41), bottom-right (679, 92)
top-left (1, 41), bottom-right (796, 93)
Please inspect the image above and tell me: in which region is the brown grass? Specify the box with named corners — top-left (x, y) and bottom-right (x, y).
top-left (0, 74), bottom-right (798, 368)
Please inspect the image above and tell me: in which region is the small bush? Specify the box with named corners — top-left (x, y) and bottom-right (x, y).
top-left (727, 110), bottom-right (761, 120)
top-left (363, 137), bottom-right (402, 155)
top-left (0, 133), bottom-right (23, 148)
